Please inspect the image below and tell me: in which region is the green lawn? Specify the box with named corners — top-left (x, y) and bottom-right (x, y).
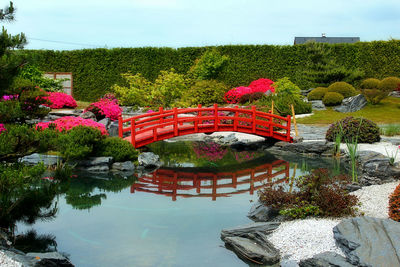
top-left (297, 97), bottom-right (400, 125)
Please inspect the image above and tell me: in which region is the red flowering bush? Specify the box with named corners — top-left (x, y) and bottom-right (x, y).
top-left (36, 116), bottom-right (108, 135)
top-left (43, 92), bottom-right (77, 109)
top-left (249, 78), bottom-right (275, 93)
top-left (85, 98), bottom-right (122, 121)
top-left (0, 123), bottom-right (6, 135)
top-left (224, 86), bottom-right (252, 104)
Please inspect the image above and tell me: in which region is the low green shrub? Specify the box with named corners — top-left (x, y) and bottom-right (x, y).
top-left (36, 127), bottom-right (60, 153)
top-left (362, 88), bottom-right (390, 104)
top-left (307, 87), bottom-right (327, 100)
top-left (326, 116), bottom-right (381, 143)
top-left (185, 79), bottom-right (227, 106)
top-left (19, 86), bottom-right (50, 119)
top-left (255, 94), bottom-right (312, 116)
top-left (95, 137), bottom-right (138, 162)
top-left (327, 82), bottom-right (357, 98)
top-left (238, 91), bottom-right (265, 104)
top-left (151, 69), bottom-right (188, 107)
top-left (0, 124), bottom-right (38, 160)
top-left (0, 100), bottom-right (24, 123)
top-left (273, 77), bottom-right (301, 97)
top-left (189, 48), bottom-right (229, 80)
top-left (57, 126), bottom-right (104, 160)
top-left (111, 72), bottom-right (151, 107)
top-left (378, 77), bottom-right (400, 92)
top-left (322, 92), bottom-right (344, 106)
top-left (360, 78), bottom-right (380, 89)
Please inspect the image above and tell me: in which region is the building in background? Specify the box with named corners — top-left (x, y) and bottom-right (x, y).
top-left (294, 34), bottom-right (360, 45)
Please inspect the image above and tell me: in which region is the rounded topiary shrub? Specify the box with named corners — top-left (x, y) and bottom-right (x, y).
top-left (322, 92), bottom-right (344, 106)
top-left (378, 77), bottom-right (400, 92)
top-left (307, 87), bottom-right (327, 100)
top-left (95, 137), bottom-right (138, 162)
top-left (326, 116), bottom-right (381, 144)
top-left (327, 82), bottom-right (357, 98)
top-left (188, 80), bottom-right (228, 106)
top-left (360, 78), bottom-right (380, 89)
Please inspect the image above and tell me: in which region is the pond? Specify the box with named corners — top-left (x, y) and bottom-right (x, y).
top-left (15, 140), bottom-right (346, 267)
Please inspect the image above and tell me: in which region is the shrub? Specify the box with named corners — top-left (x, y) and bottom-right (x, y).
top-left (0, 123), bottom-right (5, 134)
top-left (0, 100), bottom-right (24, 123)
top-left (36, 127), bottom-right (60, 153)
top-left (224, 86), bottom-right (252, 104)
top-left (248, 78), bottom-right (275, 94)
top-left (255, 94), bottom-right (312, 116)
top-left (36, 117), bottom-right (108, 135)
top-left (307, 87), bottom-right (327, 100)
top-left (57, 126), bottom-right (104, 160)
top-left (238, 91), bottom-right (265, 104)
top-left (389, 183), bottom-right (400, 222)
top-left (378, 77), bottom-right (400, 92)
top-left (327, 82), bottom-right (357, 98)
top-left (85, 98), bottom-right (122, 121)
top-left (360, 78), bottom-right (380, 89)
top-left (95, 137), bottom-right (138, 162)
top-left (151, 69), bottom-right (188, 107)
top-left (326, 116), bottom-right (381, 144)
top-left (186, 80), bottom-right (227, 106)
top-left (362, 89), bottom-right (390, 105)
top-left (111, 72), bottom-right (151, 107)
top-left (189, 48), bottom-right (229, 80)
top-left (43, 92), bottom-right (77, 109)
top-left (272, 77), bottom-right (301, 97)
top-left (19, 87), bottom-right (50, 119)
top-left (258, 169), bottom-right (358, 218)
top-left (18, 64), bottom-right (65, 92)
top-left (322, 92), bottom-right (344, 106)
top-left (0, 124), bottom-right (38, 160)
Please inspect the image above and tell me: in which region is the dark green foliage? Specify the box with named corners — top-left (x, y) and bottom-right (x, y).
top-left (18, 64), bottom-right (64, 91)
top-left (21, 40), bottom-right (400, 101)
top-left (57, 126), bottom-right (104, 160)
top-left (378, 77), bottom-right (400, 92)
top-left (322, 92), bottom-right (344, 106)
top-left (327, 82), bottom-right (357, 98)
top-left (0, 124), bottom-right (38, 160)
top-left (326, 116), bottom-right (381, 144)
top-left (258, 168), bottom-right (358, 218)
top-left (36, 127), bottom-right (60, 152)
top-left (14, 230), bottom-right (57, 253)
top-left (307, 87), bottom-right (327, 100)
top-left (95, 137), bottom-right (138, 162)
top-left (0, 100), bottom-right (24, 122)
top-left (186, 79), bottom-right (228, 106)
top-left (360, 78), bottom-right (380, 89)
top-left (255, 94), bottom-right (312, 116)
top-left (18, 86), bottom-right (50, 119)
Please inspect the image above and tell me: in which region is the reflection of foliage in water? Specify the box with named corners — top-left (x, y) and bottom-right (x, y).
top-left (14, 230), bottom-right (57, 253)
top-left (233, 150), bottom-right (263, 163)
top-left (192, 142), bottom-right (228, 162)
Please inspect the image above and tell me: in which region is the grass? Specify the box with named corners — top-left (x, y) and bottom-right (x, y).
top-left (76, 101), bottom-right (91, 109)
top-left (380, 124), bottom-right (400, 136)
top-left (297, 97), bottom-right (400, 125)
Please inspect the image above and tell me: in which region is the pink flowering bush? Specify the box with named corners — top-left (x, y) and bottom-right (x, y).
top-left (224, 86), bottom-right (252, 104)
top-left (85, 98), bottom-right (122, 121)
top-left (224, 78), bottom-right (275, 104)
top-left (0, 124), bottom-right (6, 134)
top-left (36, 116), bottom-right (108, 135)
top-left (43, 92), bottom-right (77, 109)
top-left (248, 78), bottom-right (275, 93)
top-left (1, 94), bottom-right (18, 101)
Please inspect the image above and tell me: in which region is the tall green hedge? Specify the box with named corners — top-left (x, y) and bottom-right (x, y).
top-left (22, 40), bottom-right (400, 101)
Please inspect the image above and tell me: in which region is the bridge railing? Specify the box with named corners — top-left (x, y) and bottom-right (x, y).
top-left (119, 104), bottom-right (292, 147)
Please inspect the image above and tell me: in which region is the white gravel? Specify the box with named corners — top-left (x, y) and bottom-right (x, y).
top-left (0, 251), bottom-right (22, 267)
top-left (268, 180), bottom-right (400, 263)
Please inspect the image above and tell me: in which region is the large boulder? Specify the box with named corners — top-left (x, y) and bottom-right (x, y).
top-left (247, 201), bottom-right (279, 222)
top-left (80, 111), bottom-right (96, 121)
top-left (75, 157), bottom-right (113, 172)
top-left (333, 216), bottom-right (400, 267)
top-left (310, 100), bottom-right (326, 110)
top-left (27, 252), bottom-right (74, 266)
top-left (112, 161), bottom-right (135, 172)
top-left (221, 222), bottom-right (280, 240)
top-left (271, 141), bottom-right (335, 157)
top-left (98, 118), bottom-right (111, 129)
top-left (334, 94), bottom-right (367, 113)
top-left (299, 252), bottom-right (355, 267)
top-left (138, 152), bottom-right (162, 168)
top-left (108, 121), bottom-right (119, 137)
top-left (19, 153), bottom-right (62, 166)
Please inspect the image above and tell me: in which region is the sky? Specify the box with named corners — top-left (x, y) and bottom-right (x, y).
top-left (3, 0), bottom-right (400, 50)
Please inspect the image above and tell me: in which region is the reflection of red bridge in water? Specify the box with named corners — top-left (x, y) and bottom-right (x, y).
top-left (130, 160), bottom-right (290, 201)
top-left (119, 104), bottom-right (293, 148)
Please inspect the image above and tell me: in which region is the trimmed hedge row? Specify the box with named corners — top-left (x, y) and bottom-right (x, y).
top-left (22, 40), bottom-right (400, 101)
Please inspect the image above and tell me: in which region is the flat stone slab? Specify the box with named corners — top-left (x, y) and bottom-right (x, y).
top-left (299, 252), bottom-right (355, 267)
top-left (19, 153), bottom-right (62, 166)
top-left (221, 222), bottom-right (280, 240)
top-left (333, 216), bottom-right (400, 267)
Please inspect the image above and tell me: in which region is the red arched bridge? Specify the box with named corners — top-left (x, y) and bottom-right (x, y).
top-left (119, 104), bottom-right (293, 148)
top-left (131, 160), bottom-right (290, 201)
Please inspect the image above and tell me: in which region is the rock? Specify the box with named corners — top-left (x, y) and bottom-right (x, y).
top-left (98, 118), bottom-right (111, 128)
top-left (112, 161), bottom-right (135, 172)
top-left (73, 109), bottom-right (83, 114)
top-left (82, 165), bottom-right (110, 172)
top-left (247, 201), bottom-right (279, 222)
top-left (224, 234), bottom-right (280, 265)
top-left (138, 152), bottom-right (162, 168)
top-left (333, 216), bottom-right (400, 267)
top-left (389, 91), bottom-right (400, 98)
top-left (221, 222), bottom-right (280, 240)
top-left (79, 111), bottom-right (96, 121)
top-left (78, 157), bottom-right (113, 167)
top-left (346, 183), bottom-right (362, 192)
top-left (219, 133), bottom-right (238, 145)
top-left (299, 252), bottom-right (355, 267)
top-left (310, 100), bottom-right (326, 110)
top-left (270, 141), bottom-right (334, 156)
top-left (19, 153), bottom-right (62, 166)
top-left (48, 110), bottom-right (79, 117)
top-left (301, 88), bottom-right (314, 97)
top-left (108, 121), bottom-right (119, 137)
top-left (334, 94), bottom-right (367, 113)
top-left (27, 251), bottom-right (74, 266)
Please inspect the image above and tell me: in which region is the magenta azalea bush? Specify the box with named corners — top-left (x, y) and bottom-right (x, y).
top-left (1, 94), bottom-right (18, 101)
top-left (43, 92), bottom-right (77, 109)
top-left (224, 78), bottom-right (275, 104)
top-left (85, 98), bottom-right (122, 121)
top-left (0, 123), bottom-right (6, 134)
top-left (36, 116), bottom-right (108, 135)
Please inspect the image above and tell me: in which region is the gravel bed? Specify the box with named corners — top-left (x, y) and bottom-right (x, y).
top-left (268, 180), bottom-right (400, 263)
top-left (0, 251), bottom-right (21, 267)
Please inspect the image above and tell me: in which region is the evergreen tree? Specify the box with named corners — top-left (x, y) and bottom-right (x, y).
top-left (0, 1), bottom-right (27, 94)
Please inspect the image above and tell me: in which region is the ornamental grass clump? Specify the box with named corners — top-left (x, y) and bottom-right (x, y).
top-left (258, 168), bottom-right (359, 219)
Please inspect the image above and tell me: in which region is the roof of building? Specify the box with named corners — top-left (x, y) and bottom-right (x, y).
top-left (294, 36), bottom-right (360, 45)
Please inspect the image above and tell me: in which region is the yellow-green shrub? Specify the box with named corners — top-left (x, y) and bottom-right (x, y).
top-left (185, 80), bottom-right (227, 106)
top-left (307, 87), bottom-right (327, 100)
top-left (360, 78), bottom-right (380, 89)
top-left (323, 92), bottom-right (344, 106)
top-left (378, 77), bottom-right (400, 92)
top-left (327, 82), bottom-right (357, 98)
top-left (111, 73), bottom-right (151, 107)
top-left (362, 89), bottom-right (390, 104)
top-left (151, 69), bottom-right (188, 107)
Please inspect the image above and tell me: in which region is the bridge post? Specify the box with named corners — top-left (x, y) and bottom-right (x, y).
top-left (198, 104), bottom-right (202, 125)
top-left (234, 106), bottom-right (238, 131)
top-left (214, 104), bottom-right (218, 131)
top-left (269, 115), bottom-right (273, 136)
top-left (173, 107), bottom-right (178, 136)
top-left (252, 106), bottom-right (256, 133)
top-left (118, 115), bottom-right (123, 138)
top-left (159, 107), bottom-right (164, 124)
top-left (286, 115), bottom-right (291, 142)
top-left (130, 119), bottom-right (136, 147)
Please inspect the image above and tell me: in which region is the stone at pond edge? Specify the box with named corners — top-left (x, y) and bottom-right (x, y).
top-left (270, 141), bottom-right (334, 156)
top-left (79, 111), bottom-right (96, 121)
top-left (247, 201), bottom-right (280, 222)
top-left (19, 153), bottom-right (62, 166)
top-left (138, 152), bottom-right (162, 168)
top-left (333, 216), bottom-right (400, 267)
top-left (98, 118), bottom-right (111, 128)
top-left (334, 94), bottom-right (367, 113)
top-left (108, 121), bottom-right (119, 137)
top-left (299, 252), bottom-right (355, 267)
top-left (27, 252), bottom-right (74, 267)
top-left (74, 156), bottom-right (113, 172)
top-left (112, 161), bottom-right (135, 172)
top-left (221, 222), bottom-right (280, 240)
